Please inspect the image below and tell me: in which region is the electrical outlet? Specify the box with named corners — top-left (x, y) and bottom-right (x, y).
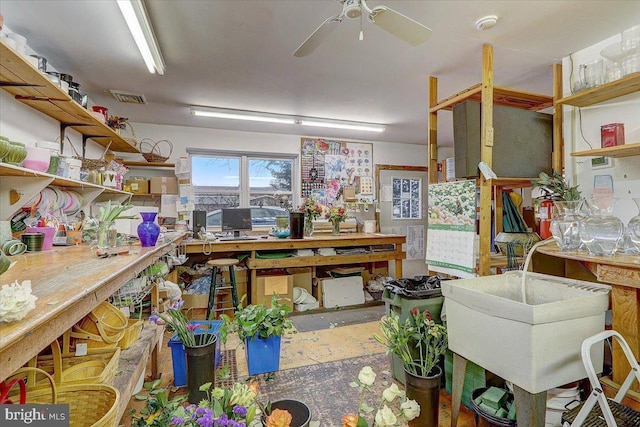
top-left (591, 156), bottom-right (614, 170)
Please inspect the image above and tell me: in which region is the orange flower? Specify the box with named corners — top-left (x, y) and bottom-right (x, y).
top-left (265, 409), bottom-right (293, 427)
top-left (341, 413), bottom-right (359, 427)
top-left (247, 381), bottom-right (259, 396)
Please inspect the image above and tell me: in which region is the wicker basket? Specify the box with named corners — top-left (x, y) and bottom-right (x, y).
top-left (35, 339), bottom-right (120, 386)
top-left (70, 324), bottom-right (122, 348)
top-left (140, 138), bottom-right (173, 163)
top-left (86, 301), bottom-right (128, 334)
top-left (69, 139), bottom-right (112, 171)
top-left (117, 318), bottom-right (144, 350)
top-left (10, 367), bottom-right (119, 427)
top-left (121, 121), bottom-right (137, 147)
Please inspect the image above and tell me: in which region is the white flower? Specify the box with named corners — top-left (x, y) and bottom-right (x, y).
top-left (357, 366), bottom-right (376, 386)
top-left (382, 383), bottom-right (404, 402)
top-left (0, 280), bottom-right (38, 322)
top-left (374, 405), bottom-right (397, 426)
top-left (400, 399), bottom-right (421, 421)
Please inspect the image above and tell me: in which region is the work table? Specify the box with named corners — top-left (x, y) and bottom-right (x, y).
top-left (0, 233), bottom-right (184, 381)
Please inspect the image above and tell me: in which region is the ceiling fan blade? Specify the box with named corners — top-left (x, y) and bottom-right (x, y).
top-left (294, 15), bottom-right (342, 57)
top-left (369, 6), bottom-right (432, 46)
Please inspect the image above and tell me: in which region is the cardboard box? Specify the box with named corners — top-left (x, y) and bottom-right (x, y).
top-left (125, 179), bottom-right (150, 195)
top-left (321, 276), bottom-right (365, 308)
top-left (252, 273), bottom-right (293, 309)
top-left (312, 278), bottom-right (323, 306)
top-left (286, 267), bottom-right (313, 295)
top-left (182, 293), bottom-right (209, 309)
top-left (150, 176), bottom-right (178, 194)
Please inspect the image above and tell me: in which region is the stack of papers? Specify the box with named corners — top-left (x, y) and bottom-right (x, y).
top-left (294, 249), bottom-right (315, 257)
top-left (317, 247), bottom-right (337, 256)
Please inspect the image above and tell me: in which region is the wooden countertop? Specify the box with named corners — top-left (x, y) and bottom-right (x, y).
top-left (0, 233), bottom-right (184, 381)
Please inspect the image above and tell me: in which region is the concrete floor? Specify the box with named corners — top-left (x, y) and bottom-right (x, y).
top-left (123, 312), bottom-right (477, 426)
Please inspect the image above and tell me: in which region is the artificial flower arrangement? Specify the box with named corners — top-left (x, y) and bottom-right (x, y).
top-left (325, 206), bottom-right (347, 225)
top-left (341, 366), bottom-right (420, 427)
top-left (0, 280), bottom-right (38, 323)
top-left (107, 115), bottom-right (129, 130)
top-left (149, 300), bottom-right (223, 347)
top-left (299, 196), bottom-right (323, 221)
top-left (374, 307), bottom-right (448, 377)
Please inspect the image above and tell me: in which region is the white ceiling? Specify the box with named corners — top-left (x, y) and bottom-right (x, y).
top-left (2, 1), bottom-right (639, 148)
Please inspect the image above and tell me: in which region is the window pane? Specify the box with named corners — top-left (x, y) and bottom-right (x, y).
top-left (192, 156), bottom-right (239, 187)
top-left (249, 159), bottom-right (292, 191)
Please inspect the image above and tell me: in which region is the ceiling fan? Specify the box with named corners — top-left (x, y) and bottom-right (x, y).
top-left (294, 0), bottom-right (432, 57)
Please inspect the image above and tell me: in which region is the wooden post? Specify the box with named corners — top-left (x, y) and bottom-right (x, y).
top-left (429, 76), bottom-right (439, 183)
top-left (479, 44), bottom-right (494, 276)
top-left (553, 63), bottom-right (564, 174)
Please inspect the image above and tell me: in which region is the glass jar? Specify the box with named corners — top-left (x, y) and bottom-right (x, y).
top-left (97, 221), bottom-right (117, 249)
top-left (331, 220), bottom-right (341, 236)
top-left (304, 216), bottom-right (314, 237)
top-left (578, 197), bottom-right (624, 256)
top-left (628, 198), bottom-right (640, 253)
top-left (550, 200), bottom-right (583, 251)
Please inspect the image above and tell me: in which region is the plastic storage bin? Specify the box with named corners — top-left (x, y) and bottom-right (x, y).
top-left (245, 335), bottom-right (281, 376)
top-left (168, 320), bottom-right (223, 387)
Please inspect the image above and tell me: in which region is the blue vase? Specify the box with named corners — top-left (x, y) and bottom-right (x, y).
top-left (137, 212), bottom-right (160, 247)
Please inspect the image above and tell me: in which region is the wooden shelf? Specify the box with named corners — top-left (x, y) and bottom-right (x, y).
top-left (555, 72), bottom-right (640, 107)
top-left (429, 84), bottom-right (553, 113)
top-left (130, 193), bottom-right (163, 197)
top-left (0, 40), bottom-right (139, 153)
top-left (122, 161), bottom-right (175, 168)
top-left (246, 250), bottom-right (405, 270)
top-left (571, 141), bottom-right (640, 158)
top-left (488, 177), bottom-right (536, 189)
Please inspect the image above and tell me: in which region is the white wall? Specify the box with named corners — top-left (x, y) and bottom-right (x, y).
top-left (562, 31), bottom-right (640, 224)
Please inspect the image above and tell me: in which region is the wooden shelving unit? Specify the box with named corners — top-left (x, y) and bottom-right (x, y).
top-left (122, 161), bottom-right (175, 168)
top-left (0, 40), bottom-right (139, 153)
top-left (555, 72), bottom-right (640, 107)
top-left (571, 141), bottom-right (640, 158)
top-left (428, 44), bottom-right (562, 276)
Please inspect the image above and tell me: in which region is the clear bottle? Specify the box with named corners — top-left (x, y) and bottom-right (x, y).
top-left (550, 200), bottom-right (583, 251)
top-left (627, 198), bottom-right (640, 253)
top-left (578, 197), bottom-right (624, 256)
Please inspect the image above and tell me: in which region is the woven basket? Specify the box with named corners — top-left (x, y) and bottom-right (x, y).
top-left (35, 339), bottom-right (120, 386)
top-left (140, 138), bottom-right (173, 163)
top-left (69, 139), bottom-right (112, 171)
top-left (70, 324), bottom-right (122, 348)
top-left (117, 318), bottom-right (144, 350)
top-left (121, 121), bottom-right (137, 147)
top-left (10, 367), bottom-right (119, 427)
top-left (86, 301), bottom-right (128, 334)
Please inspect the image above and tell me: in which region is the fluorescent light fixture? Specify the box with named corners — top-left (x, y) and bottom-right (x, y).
top-left (190, 107), bottom-right (296, 124)
top-left (190, 106), bottom-right (386, 132)
top-left (117, 0), bottom-right (165, 75)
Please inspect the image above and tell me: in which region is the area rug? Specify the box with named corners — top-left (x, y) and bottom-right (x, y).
top-left (245, 352), bottom-right (392, 427)
top-left (290, 304), bottom-right (386, 332)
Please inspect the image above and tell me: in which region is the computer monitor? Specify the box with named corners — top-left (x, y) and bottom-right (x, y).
top-left (221, 208), bottom-right (252, 237)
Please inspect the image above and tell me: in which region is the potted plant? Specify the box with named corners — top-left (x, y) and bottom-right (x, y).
top-left (149, 301), bottom-right (223, 403)
top-left (325, 205), bottom-right (347, 235)
top-left (298, 196), bottom-right (323, 237)
top-left (223, 296), bottom-right (293, 376)
top-left (374, 307), bottom-right (448, 427)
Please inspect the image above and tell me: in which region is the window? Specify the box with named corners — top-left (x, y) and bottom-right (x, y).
top-left (189, 150), bottom-right (296, 227)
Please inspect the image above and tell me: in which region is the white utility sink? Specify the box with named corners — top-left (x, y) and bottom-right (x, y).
top-left (442, 271), bottom-right (611, 394)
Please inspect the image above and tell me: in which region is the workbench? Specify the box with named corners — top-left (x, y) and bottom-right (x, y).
top-left (0, 233), bottom-right (184, 397)
top-left (184, 232), bottom-right (407, 293)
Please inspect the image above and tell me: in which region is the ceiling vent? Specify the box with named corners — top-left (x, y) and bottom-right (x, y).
top-left (109, 89), bottom-right (147, 104)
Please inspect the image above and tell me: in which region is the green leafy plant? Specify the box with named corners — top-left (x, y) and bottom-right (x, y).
top-left (374, 308), bottom-right (448, 377)
top-left (129, 379), bottom-right (188, 426)
top-left (223, 296), bottom-right (293, 342)
top-left (531, 172), bottom-right (581, 201)
top-left (97, 200), bottom-right (135, 221)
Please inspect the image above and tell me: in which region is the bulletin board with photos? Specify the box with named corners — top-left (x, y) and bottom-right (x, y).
top-left (300, 138), bottom-right (374, 206)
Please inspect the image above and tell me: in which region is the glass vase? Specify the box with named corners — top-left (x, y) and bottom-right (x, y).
top-left (304, 216), bottom-right (314, 237)
top-left (578, 197), bottom-right (624, 256)
top-left (97, 221), bottom-right (116, 249)
top-left (137, 212), bottom-right (161, 247)
top-left (331, 220), bottom-right (341, 236)
top-left (550, 200), bottom-right (583, 251)
top-left (628, 197), bottom-right (640, 253)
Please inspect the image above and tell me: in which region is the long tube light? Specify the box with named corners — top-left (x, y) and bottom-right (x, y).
top-left (117, 0), bottom-right (165, 75)
top-left (190, 106), bottom-right (386, 132)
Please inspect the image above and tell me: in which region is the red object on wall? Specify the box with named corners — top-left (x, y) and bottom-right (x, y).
top-left (539, 199), bottom-right (553, 239)
top-left (601, 123), bottom-right (625, 148)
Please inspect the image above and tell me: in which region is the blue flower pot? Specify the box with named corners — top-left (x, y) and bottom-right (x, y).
top-left (245, 335), bottom-right (281, 375)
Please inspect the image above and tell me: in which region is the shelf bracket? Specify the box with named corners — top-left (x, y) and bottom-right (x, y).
top-left (59, 122), bottom-right (93, 154)
top-left (81, 134), bottom-right (104, 158)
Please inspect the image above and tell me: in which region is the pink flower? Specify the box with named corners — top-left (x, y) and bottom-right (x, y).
top-left (186, 323), bottom-right (200, 331)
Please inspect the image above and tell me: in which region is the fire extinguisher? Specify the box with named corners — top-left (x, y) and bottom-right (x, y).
top-left (539, 199), bottom-right (554, 239)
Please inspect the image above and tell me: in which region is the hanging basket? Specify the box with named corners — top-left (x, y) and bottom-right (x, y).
top-left (140, 138), bottom-right (173, 163)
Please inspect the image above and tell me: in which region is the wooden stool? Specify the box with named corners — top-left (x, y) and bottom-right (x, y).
top-left (206, 258), bottom-right (240, 319)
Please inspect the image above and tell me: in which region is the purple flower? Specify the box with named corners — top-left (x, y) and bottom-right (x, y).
top-left (195, 407), bottom-right (208, 416)
top-left (171, 416), bottom-right (186, 425)
top-left (171, 300), bottom-right (185, 310)
top-left (232, 405), bottom-right (247, 417)
top-left (148, 313), bottom-right (160, 324)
